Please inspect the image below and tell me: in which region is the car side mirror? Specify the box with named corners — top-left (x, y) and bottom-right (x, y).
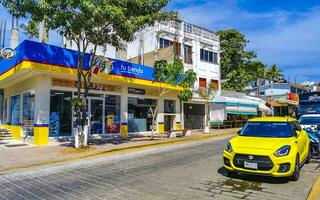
top-left (237, 129), bottom-right (242, 135)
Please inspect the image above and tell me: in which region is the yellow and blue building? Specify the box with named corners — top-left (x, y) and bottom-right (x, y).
top-left (0, 40), bottom-right (183, 146)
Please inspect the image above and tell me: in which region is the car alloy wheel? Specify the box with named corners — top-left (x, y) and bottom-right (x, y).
top-left (290, 156), bottom-right (300, 181)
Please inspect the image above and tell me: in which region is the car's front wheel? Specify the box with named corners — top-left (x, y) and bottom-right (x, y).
top-left (290, 155), bottom-right (300, 181)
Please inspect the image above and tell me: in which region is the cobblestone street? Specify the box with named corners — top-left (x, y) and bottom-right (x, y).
top-left (0, 135), bottom-right (319, 200)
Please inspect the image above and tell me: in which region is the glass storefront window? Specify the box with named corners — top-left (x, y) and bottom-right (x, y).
top-left (22, 92), bottom-right (35, 136)
top-left (49, 90), bottom-right (72, 137)
top-left (128, 97), bottom-right (157, 132)
top-left (10, 95), bottom-right (21, 125)
top-left (105, 95), bottom-right (121, 133)
top-left (164, 100), bottom-right (175, 113)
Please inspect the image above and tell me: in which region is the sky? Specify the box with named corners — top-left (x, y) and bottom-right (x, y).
top-left (168, 0), bottom-right (320, 83)
top-left (1, 1), bottom-right (320, 83)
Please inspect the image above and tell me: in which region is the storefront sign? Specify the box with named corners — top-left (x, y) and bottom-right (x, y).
top-left (120, 65), bottom-right (144, 76)
top-left (288, 93), bottom-right (299, 102)
top-left (91, 56), bottom-right (114, 75)
top-left (128, 87), bottom-right (146, 95)
top-left (49, 112), bottom-right (60, 137)
top-left (1, 47), bottom-right (15, 59)
top-left (309, 94), bottom-right (320, 101)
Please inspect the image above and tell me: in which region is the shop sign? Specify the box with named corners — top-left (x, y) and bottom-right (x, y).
top-left (309, 94), bottom-right (320, 101)
top-left (49, 112), bottom-right (60, 137)
top-left (1, 47), bottom-right (15, 59)
top-left (91, 56), bottom-right (114, 75)
top-left (120, 65), bottom-right (144, 76)
top-left (287, 93), bottom-right (299, 102)
top-left (128, 87), bottom-right (145, 95)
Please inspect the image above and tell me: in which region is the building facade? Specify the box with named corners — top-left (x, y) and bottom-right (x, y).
top-left (64, 21), bottom-right (222, 130)
top-left (0, 40), bottom-right (183, 146)
top-left (246, 83), bottom-right (310, 117)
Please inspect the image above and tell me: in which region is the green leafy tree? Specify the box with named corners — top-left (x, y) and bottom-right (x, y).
top-left (266, 64), bottom-right (283, 83)
top-left (1, 0), bottom-right (177, 148)
top-left (152, 59), bottom-right (197, 139)
top-left (217, 29), bottom-right (266, 92)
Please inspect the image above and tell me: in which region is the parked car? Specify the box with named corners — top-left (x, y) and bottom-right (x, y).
top-left (303, 127), bottom-right (320, 159)
top-left (299, 114), bottom-right (320, 130)
top-left (223, 117), bottom-right (310, 181)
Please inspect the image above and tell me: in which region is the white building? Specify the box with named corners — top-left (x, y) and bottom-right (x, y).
top-left (64, 20), bottom-right (221, 130)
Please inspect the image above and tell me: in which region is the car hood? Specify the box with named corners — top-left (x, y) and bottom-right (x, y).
top-left (230, 136), bottom-right (292, 151)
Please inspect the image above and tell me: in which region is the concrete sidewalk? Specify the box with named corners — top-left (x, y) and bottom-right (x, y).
top-left (0, 128), bottom-right (237, 173)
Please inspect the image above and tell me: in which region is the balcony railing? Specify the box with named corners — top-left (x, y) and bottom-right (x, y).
top-left (220, 90), bottom-right (248, 99)
top-left (158, 21), bottom-right (219, 42)
top-left (183, 22), bottom-right (219, 41)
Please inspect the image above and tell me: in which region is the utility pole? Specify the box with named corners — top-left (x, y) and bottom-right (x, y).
top-left (10, 16), bottom-right (19, 49)
top-left (39, 20), bottom-right (48, 43)
top-left (0, 19), bottom-right (3, 48)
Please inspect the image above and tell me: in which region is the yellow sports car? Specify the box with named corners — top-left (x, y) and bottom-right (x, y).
top-left (223, 117), bottom-right (310, 181)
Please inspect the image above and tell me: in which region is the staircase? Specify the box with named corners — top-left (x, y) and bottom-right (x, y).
top-left (0, 128), bottom-right (13, 141)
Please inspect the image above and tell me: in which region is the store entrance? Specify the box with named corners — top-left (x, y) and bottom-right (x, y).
top-left (184, 103), bottom-right (205, 129)
top-left (88, 97), bottom-right (104, 135)
top-left (164, 115), bottom-right (174, 131)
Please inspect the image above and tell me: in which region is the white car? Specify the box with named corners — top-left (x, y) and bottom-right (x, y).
top-left (299, 114), bottom-right (320, 130)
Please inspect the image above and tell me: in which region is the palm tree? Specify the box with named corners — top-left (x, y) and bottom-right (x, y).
top-left (266, 64), bottom-right (283, 83)
top-left (19, 20), bottom-right (39, 39)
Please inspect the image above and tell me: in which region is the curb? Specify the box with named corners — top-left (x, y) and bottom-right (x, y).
top-left (0, 131), bottom-right (235, 174)
top-left (307, 175), bottom-right (320, 200)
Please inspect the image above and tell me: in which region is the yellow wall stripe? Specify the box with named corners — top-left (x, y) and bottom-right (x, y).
top-left (0, 61), bottom-right (183, 91)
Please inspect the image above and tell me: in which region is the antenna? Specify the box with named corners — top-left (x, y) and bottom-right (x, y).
top-left (0, 19), bottom-right (3, 48)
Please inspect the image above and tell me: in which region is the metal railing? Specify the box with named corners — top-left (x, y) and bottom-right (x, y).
top-left (158, 21), bottom-right (219, 42)
top-left (220, 90), bottom-right (248, 99)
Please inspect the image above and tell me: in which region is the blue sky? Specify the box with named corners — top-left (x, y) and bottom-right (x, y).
top-left (1, 1), bottom-right (320, 83)
top-left (168, 0), bottom-right (320, 83)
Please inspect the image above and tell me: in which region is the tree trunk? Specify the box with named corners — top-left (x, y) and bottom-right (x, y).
top-left (150, 105), bottom-right (158, 140)
top-left (204, 103), bottom-right (210, 133)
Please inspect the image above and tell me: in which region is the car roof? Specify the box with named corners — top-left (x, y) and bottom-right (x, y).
top-left (249, 116), bottom-right (297, 122)
top-left (300, 114), bottom-right (320, 117)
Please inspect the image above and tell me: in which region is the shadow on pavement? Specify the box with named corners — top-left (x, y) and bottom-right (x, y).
top-left (218, 167), bottom-right (289, 184)
top-left (57, 135), bottom-right (161, 147)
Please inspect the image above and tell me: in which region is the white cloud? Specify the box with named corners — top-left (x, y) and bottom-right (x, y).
top-left (172, 0), bottom-right (320, 82)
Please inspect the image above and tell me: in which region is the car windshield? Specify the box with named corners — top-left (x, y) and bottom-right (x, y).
top-left (239, 122), bottom-right (294, 138)
top-left (299, 117), bottom-right (320, 125)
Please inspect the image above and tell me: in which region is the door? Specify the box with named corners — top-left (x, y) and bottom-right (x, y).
top-left (184, 103), bottom-right (205, 129)
top-left (88, 98), bottom-right (104, 135)
top-left (164, 115), bottom-right (174, 131)
top-left (293, 122), bottom-right (307, 162)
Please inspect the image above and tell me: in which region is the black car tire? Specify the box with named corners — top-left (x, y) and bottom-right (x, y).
top-left (290, 155), bottom-right (300, 181)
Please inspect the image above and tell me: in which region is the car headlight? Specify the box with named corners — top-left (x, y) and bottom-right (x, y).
top-left (274, 145), bottom-right (291, 157)
top-left (225, 142), bottom-right (233, 153)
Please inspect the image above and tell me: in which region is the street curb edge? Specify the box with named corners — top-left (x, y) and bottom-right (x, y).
top-left (307, 175), bottom-right (320, 200)
top-left (0, 131), bottom-right (235, 174)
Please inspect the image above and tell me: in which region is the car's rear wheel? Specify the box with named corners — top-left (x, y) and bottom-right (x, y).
top-left (290, 155), bottom-right (300, 181)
